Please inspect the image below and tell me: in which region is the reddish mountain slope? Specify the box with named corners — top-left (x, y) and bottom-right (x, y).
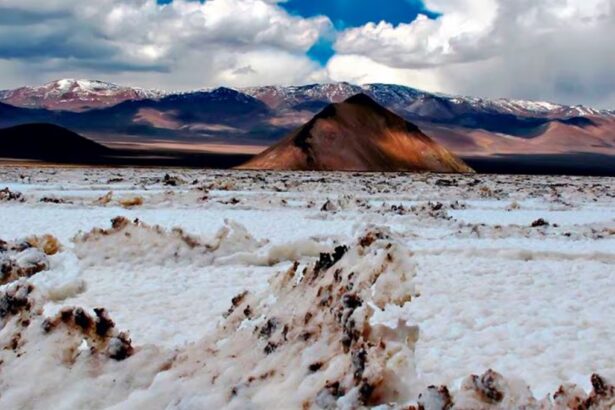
top-left (417, 116), bottom-right (615, 157)
top-left (0, 79), bottom-right (165, 112)
top-left (239, 94), bottom-right (473, 173)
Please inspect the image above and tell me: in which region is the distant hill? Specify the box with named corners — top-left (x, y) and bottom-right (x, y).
top-left (0, 123), bottom-right (252, 168)
top-left (0, 123), bottom-right (111, 163)
top-left (239, 94), bottom-right (473, 173)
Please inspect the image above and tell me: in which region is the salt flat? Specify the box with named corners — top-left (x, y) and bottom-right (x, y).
top-left (0, 167), bottom-right (614, 409)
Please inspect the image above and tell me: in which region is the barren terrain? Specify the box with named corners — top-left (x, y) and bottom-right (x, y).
top-left (0, 167), bottom-right (614, 409)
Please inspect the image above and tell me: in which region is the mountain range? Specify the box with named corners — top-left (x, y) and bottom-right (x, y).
top-left (1, 79), bottom-right (614, 174)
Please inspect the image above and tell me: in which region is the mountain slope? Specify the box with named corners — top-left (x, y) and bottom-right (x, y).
top-left (0, 123), bottom-right (111, 162)
top-left (0, 88), bottom-right (274, 145)
top-left (0, 79), bottom-right (167, 112)
top-left (239, 94), bottom-right (473, 173)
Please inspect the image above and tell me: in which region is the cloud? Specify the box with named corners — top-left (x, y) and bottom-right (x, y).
top-left (0, 0), bottom-right (331, 88)
top-left (326, 54), bottom-right (443, 92)
top-left (328, 0), bottom-right (615, 108)
top-left (334, 0), bottom-right (498, 68)
top-left (200, 48), bottom-right (327, 88)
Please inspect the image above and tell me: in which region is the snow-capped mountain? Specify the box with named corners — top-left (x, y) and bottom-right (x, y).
top-left (240, 83), bottom-right (613, 119)
top-left (240, 83), bottom-right (364, 110)
top-left (1, 79), bottom-right (611, 119)
top-left (439, 94), bottom-right (608, 119)
top-left (0, 79), bottom-right (169, 112)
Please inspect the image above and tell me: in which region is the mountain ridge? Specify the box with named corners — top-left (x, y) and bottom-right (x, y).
top-left (2, 79), bottom-right (612, 118)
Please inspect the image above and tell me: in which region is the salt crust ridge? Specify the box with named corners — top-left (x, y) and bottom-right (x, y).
top-left (0, 220), bottom-right (613, 409)
top-left (72, 216), bottom-right (329, 268)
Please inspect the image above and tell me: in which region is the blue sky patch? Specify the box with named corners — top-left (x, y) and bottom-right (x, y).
top-left (280, 0), bottom-right (440, 29)
top-left (307, 36), bottom-right (336, 65)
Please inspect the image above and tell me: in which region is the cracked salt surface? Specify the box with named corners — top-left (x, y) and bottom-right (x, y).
top-left (0, 167), bottom-right (614, 408)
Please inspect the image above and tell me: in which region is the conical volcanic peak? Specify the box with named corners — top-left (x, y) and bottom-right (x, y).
top-left (239, 96), bottom-right (474, 173)
top-left (0, 123), bottom-right (111, 163)
top-left (341, 93), bottom-right (421, 133)
top-left (344, 93), bottom-right (388, 111)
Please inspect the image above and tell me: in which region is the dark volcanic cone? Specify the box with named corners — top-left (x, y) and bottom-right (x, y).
top-left (0, 123), bottom-right (112, 163)
top-left (238, 94), bottom-right (473, 172)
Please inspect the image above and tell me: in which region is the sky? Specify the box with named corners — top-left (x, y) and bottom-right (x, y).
top-left (0, 0), bottom-right (614, 108)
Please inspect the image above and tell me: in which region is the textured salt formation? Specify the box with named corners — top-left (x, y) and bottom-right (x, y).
top-left (404, 202), bottom-right (459, 219)
top-left (96, 191), bottom-right (113, 205)
top-left (24, 234), bottom-right (62, 256)
top-left (319, 195), bottom-right (366, 212)
top-left (0, 226), bottom-right (422, 409)
top-left (0, 281), bottom-right (172, 409)
top-left (41, 306), bottom-right (134, 361)
top-left (0, 187), bottom-right (24, 202)
top-left (0, 235), bottom-right (60, 285)
top-left (0, 168), bottom-right (614, 409)
top-left (414, 369), bottom-right (615, 410)
top-left (112, 226), bottom-right (421, 409)
top-left (77, 224), bottom-right (615, 409)
top-left (450, 220), bottom-right (615, 241)
top-left (119, 196), bottom-right (144, 208)
top-left (73, 216), bottom-right (327, 268)
top-left (73, 216), bottom-right (263, 265)
top-left (0, 281), bottom-right (134, 362)
top-left (0, 224), bottom-right (613, 408)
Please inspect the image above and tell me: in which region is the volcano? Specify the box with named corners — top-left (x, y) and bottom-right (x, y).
top-left (238, 94), bottom-right (473, 173)
top-left (0, 123), bottom-right (112, 163)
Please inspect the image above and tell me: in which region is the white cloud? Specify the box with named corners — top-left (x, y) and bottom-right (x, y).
top-left (326, 54), bottom-right (444, 92)
top-left (0, 0), bottom-right (331, 89)
top-left (334, 0), bottom-right (498, 68)
top-left (328, 0), bottom-right (615, 108)
top-left (215, 50), bottom-right (327, 87)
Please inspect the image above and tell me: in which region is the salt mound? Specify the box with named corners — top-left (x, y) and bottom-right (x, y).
top-left (73, 216), bottom-right (266, 267)
top-left (415, 369), bottom-right (615, 409)
top-left (112, 226), bottom-right (420, 409)
top-left (0, 187), bottom-right (24, 202)
top-left (73, 217), bottom-right (327, 267)
top-left (0, 235), bottom-right (60, 285)
top-left (0, 281), bottom-right (172, 409)
top-left (0, 226), bottom-right (422, 409)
